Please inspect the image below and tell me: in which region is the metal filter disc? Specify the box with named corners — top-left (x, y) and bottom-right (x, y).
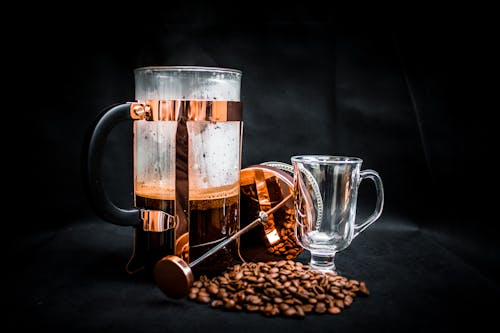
top-left (238, 164), bottom-right (303, 262)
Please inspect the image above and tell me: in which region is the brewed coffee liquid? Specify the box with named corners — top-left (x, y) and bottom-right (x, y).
top-left (189, 188), bottom-right (239, 275)
top-left (128, 186), bottom-right (175, 274)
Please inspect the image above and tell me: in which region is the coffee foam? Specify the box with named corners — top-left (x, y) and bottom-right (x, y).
top-left (135, 182), bottom-right (239, 201)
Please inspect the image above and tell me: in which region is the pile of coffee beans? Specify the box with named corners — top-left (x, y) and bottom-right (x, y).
top-left (188, 260), bottom-right (369, 318)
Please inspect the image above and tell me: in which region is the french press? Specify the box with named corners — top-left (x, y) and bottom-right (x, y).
top-left (83, 66), bottom-right (243, 274)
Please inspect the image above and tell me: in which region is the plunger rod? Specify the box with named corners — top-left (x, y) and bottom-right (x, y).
top-left (189, 193), bottom-right (293, 268)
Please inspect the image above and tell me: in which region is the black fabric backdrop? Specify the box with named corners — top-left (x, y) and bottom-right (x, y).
top-left (5, 4), bottom-right (497, 332)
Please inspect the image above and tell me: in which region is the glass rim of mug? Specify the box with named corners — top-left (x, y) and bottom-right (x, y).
top-left (291, 155), bottom-right (363, 164)
top-left (134, 66), bottom-right (242, 75)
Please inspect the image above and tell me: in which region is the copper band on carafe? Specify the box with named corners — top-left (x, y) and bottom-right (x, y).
top-left (130, 100), bottom-right (242, 122)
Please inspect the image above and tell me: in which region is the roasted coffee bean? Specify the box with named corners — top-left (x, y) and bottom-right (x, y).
top-left (328, 306), bottom-right (341, 314)
top-left (246, 304), bottom-right (260, 312)
top-left (197, 295), bottom-right (211, 303)
top-left (284, 307), bottom-right (297, 317)
top-left (224, 299), bottom-right (236, 309)
top-left (247, 295), bottom-right (262, 305)
top-left (279, 303), bottom-right (290, 312)
top-left (359, 282), bottom-right (370, 295)
top-left (207, 284), bottom-right (219, 295)
top-left (315, 302), bottom-right (327, 314)
top-left (302, 304), bottom-right (314, 313)
top-left (211, 300), bottom-right (223, 308)
top-left (186, 260), bottom-right (369, 318)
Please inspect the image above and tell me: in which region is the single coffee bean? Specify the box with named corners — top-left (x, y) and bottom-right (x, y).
top-left (279, 303), bottom-right (290, 312)
top-left (207, 284), bottom-right (219, 295)
top-left (224, 299), bottom-right (236, 309)
top-left (197, 295), bottom-right (211, 303)
top-left (211, 300), bottom-right (223, 308)
top-left (302, 304), bottom-right (314, 313)
top-left (359, 282), bottom-right (370, 295)
top-left (328, 306), bottom-right (341, 314)
top-left (246, 304), bottom-right (260, 312)
top-left (315, 302), bottom-right (327, 314)
top-left (284, 307), bottom-right (297, 317)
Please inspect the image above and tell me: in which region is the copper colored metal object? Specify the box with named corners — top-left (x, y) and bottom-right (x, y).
top-left (128, 100), bottom-right (242, 121)
top-left (154, 255), bottom-right (194, 299)
top-left (238, 165), bottom-right (303, 262)
top-left (140, 209), bottom-right (177, 232)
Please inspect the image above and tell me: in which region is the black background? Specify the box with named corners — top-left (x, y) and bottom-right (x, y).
top-left (5, 3), bottom-right (498, 331)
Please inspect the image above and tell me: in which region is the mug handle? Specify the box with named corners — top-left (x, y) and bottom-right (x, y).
top-left (353, 169), bottom-right (384, 239)
top-left (82, 103), bottom-right (141, 227)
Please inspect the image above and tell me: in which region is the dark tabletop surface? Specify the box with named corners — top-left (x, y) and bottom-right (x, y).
top-left (6, 215), bottom-right (498, 332)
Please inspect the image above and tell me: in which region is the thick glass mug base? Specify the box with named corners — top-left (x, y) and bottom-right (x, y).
top-left (309, 252), bottom-right (337, 274)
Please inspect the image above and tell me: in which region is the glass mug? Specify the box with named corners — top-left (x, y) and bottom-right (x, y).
top-left (83, 66), bottom-right (243, 275)
top-left (292, 155), bottom-right (384, 273)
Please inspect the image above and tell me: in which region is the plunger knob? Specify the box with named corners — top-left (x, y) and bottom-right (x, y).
top-left (154, 255), bottom-right (194, 299)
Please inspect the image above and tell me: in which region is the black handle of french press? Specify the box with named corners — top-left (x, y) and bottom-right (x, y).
top-left (82, 103), bottom-right (141, 227)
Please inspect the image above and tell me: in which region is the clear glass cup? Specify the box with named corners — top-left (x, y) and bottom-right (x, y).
top-left (291, 155), bottom-right (384, 273)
